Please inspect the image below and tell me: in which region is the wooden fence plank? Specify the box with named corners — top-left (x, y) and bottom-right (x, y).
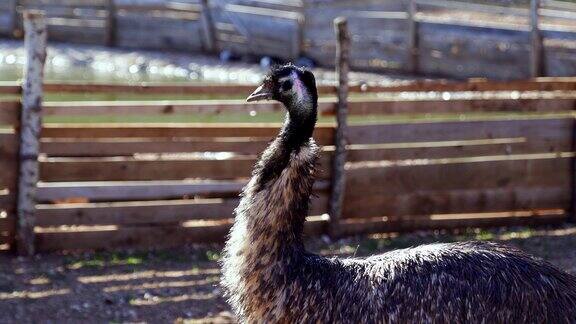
top-left (40, 82), bottom-right (340, 94)
top-left (36, 223), bottom-right (232, 251)
top-left (36, 193), bottom-right (329, 226)
top-left (40, 157), bottom-right (258, 182)
top-left (41, 138), bottom-right (271, 156)
top-left (345, 97), bottom-right (576, 115)
top-left (344, 139), bottom-right (570, 162)
top-left (36, 198), bottom-right (239, 226)
top-left (0, 84), bottom-right (21, 94)
top-left (2, 77), bottom-right (568, 95)
top-left (0, 216), bottom-right (15, 233)
top-left (0, 77), bottom-right (576, 95)
top-left (39, 155), bottom-right (332, 182)
top-left (0, 78), bottom-right (568, 95)
top-left (39, 155), bottom-right (332, 183)
top-left (343, 186), bottom-right (569, 219)
top-left (0, 131), bottom-right (19, 191)
top-left (0, 193), bottom-right (15, 209)
top-left (345, 154), bottom-right (572, 196)
top-left (360, 78), bottom-right (576, 93)
top-left (0, 131), bottom-right (18, 156)
top-left (41, 124), bottom-right (335, 144)
top-left (41, 124), bottom-right (284, 137)
top-left (21, 0), bottom-right (108, 7)
top-left (336, 211), bottom-right (566, 237)
top-left (542, 0), bottom-right (576, 11)
top-left (36, 180), bottom-right (331, 202)
top-left (37, 180), bottom-right (246, 202)
top-left (41, 96), bottom-right (576, 117)
top-left (42, 82), bottom-right (261, 94)
top-left (415, 0), bottom-right (529, 16)
top-left (35, 216), bottom-right (328, 251)
top-left (347, 118), bottom-right (572, 145)
top-left (0, 160), bottom-right (18, 188)
top-left (0, 101), bottom-right (21, 126)
top-left (43, 100), bottom-right (288, 115)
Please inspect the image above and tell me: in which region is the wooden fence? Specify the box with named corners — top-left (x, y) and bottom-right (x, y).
top-left (2, 0), bottom-right (576, 79)
top-left (0, 101), bottom-right (19, 251)
top-left (2, 76), bottom-right (576, 252)
top-left (2, 12), bottom-right (576, 253)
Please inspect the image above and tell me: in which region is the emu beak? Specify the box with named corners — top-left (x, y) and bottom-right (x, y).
top-left (246, 84), bottom-right (272, 102)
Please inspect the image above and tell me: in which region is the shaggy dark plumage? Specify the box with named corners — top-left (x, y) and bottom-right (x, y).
top-left (221, 64), bottom-right (576, 323)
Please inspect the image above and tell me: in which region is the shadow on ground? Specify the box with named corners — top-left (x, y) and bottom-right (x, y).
top-left (1, 224), bottom-right (576, 323)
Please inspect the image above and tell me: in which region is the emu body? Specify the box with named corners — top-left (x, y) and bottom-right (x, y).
top-left (221, 64), bottom-right (576, 323)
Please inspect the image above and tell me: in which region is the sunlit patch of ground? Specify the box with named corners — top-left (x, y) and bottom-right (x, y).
top-left (1, 224), bottom-right (576, 322)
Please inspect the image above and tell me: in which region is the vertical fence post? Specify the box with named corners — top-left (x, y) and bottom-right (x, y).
top-left (200, 0), bottom-right (217, 53)
top-left (328, 17), bottom-right (350, 239)
top-left (8, 0), bottom-right (21, 39)
top-left (105, 0), bottom-right (116, 47)
top-left (530, 0), bottom-right (543, 77)
top-left (292, 15), bottom-right (305, 61)
top-left (407, 0), bottom-right (419, 74)
top-left (16, 11), bottom-right (46, 256)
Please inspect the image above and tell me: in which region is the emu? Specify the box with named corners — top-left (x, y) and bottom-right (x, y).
top-left (221, 64), bottom-right (576, 323)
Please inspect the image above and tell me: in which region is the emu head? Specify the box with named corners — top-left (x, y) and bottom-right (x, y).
top-left (247, 64), bottom-right (318, 118)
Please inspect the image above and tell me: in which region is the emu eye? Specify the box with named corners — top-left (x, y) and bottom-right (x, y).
top-left (281, 80), bottom-right (293, 92)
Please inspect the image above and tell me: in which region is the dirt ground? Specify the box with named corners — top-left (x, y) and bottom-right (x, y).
top-left (1, 224), bottom-right (576, 323)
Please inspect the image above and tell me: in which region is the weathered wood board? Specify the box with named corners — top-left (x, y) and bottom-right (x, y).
top-left (342, 116), bottom-right (573, 219)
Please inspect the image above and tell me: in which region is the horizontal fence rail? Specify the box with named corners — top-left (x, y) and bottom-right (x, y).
top-left (3, 77), bottom-right (576, 96)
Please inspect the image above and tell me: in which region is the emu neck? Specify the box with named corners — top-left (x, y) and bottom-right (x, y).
top-left (248, 101), bottom-right (317, 244)
top-left (279, 107), bottom-right (317, 153)
top-left (222, 95), bottom-right (320, 321)
top-left (235, 99), bottom-right (318, 250)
